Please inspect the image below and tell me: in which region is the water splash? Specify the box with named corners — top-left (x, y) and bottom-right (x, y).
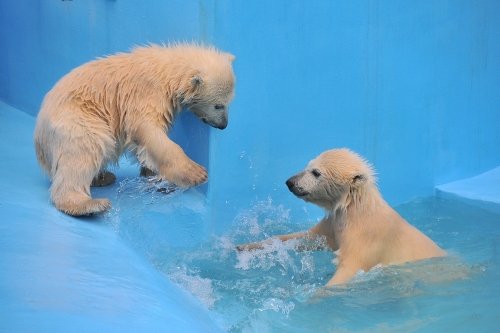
top-left (235, 238), bottom-right (298, 271)
top-left (168, 266), bottom-right (219, 309)
top-left (260, 298), bottom-right (295, 316)
top-left (115, 176), bottom-right (182, 202)
top-left (104, 176), bottom-right (184, 229)
top-left (231, 197), bottom-right (291, 241)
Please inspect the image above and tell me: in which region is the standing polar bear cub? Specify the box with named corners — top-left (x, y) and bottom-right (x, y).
top-left (238, 149), bottom-right (445, 286)
top-left (34, 44), bottom-right (235, 216)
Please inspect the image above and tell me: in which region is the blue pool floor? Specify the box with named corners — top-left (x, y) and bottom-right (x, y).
top-left (0, 101), bottom-right (222, 332)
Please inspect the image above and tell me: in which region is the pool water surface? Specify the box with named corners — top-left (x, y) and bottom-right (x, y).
top-left (101, 179), bottom-right (499, 332)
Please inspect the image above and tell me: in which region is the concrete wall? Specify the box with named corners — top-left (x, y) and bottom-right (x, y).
top-left (1, 0), bottom-right (499, 220)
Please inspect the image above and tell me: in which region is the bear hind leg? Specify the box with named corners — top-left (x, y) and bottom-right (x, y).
top-left (51, 155), bottom-right (111, 216)
top-left (55, 194), bottom-right (111, 216)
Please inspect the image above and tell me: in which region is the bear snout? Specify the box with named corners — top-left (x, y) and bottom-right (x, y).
top-left (286, 175), bottom-right (308, 197)
top-left (202, 117), bottom-right (228, 130)
top-left (217, 113), bottom-right (228, 129)
top-left (216, 119), bottom-right (227, 129)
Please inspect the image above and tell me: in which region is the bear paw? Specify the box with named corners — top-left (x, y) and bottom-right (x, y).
top-left (162, 160), bottom-right (207, 188)
top-left (58, 198), bottom-right (111, 216)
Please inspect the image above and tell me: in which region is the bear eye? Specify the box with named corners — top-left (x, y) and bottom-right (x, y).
top-left (214, 104), bottom-right (225, 110)
top-left (311, 169), bottom-right (321, 178)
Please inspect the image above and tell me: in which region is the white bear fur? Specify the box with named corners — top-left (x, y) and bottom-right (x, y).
top-left (239, 148), bottom-right (445, 286)
top-left (34, 44), bottom-right (235, 216)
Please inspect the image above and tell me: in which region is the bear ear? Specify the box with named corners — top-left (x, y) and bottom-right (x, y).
top-left (225, 53), bottom-right (235, 63)
top-left (351, 174), bottom-right (366, 186)
top-left (191, 75), bottom-right (203, 88)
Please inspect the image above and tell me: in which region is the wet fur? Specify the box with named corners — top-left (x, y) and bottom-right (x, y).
top-left (238, 148), bottom-right (445, 286)
top-left (34, 44), bottom-right (235, 216)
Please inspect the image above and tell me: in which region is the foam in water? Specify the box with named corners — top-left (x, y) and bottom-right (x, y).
top-left (168, 265), bottom-right (219, 309)
top-left (261, 298), bottom-right (295, 316)
top-left (105, 176), bottom-right (182, 225)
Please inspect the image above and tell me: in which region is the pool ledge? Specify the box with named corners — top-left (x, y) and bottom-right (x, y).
top-left (436, 167), bottom-right (500, 214)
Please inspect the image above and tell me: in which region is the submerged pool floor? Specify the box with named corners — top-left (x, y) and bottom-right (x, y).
top-left (1, 101), bottom-right (499, 332)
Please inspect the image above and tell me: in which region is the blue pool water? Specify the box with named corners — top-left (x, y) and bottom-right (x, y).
top-left (102, 179), bottom-right (500, 332)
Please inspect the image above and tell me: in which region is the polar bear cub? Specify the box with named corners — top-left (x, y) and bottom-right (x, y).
top-left (239, 148), bottom-right (445, 286)
top-left (34, 44), bottom-right (235, 216)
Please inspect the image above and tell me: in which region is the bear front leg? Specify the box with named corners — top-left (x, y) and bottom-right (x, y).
top-left (236, 231), bottom-right (332, 252)
top-left (236, 232), bottom-right (309, 251)
top-left (134, 124), bottom-right (207, 188)
top-left (236, 218), bottom-right (336, 252)
top-left (326, 265), bottom-right (358, 287)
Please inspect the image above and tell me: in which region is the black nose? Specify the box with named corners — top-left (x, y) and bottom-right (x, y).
top-left (286, 178), bottom-right (295, 190)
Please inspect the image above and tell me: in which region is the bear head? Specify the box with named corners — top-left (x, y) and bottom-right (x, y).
top-left (286, 148), bottom-right (375, 210)
top-left (183, 52), bottom-right (235, 130)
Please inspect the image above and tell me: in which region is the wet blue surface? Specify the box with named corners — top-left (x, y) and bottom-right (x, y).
top-left (0, 102), bottom-right (222, 333)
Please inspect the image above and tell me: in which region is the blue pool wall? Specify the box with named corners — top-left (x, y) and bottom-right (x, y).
top-left (207, 0), bottom-right (500, 225)
top-left (2, 0), bottom-right (499, 226)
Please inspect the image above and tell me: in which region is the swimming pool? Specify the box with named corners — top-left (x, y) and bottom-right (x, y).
top-left (1, 1), bottom-right (499, 332)
top-left (104, 179), bottom-right (499, 332)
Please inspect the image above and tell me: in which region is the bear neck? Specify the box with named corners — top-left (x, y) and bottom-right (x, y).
top-left (159, 64), bottom-right (199, 124)
top-left (327, 184), bottom-right (389, 250)
top-left (131, 49), bottom-right (200, 125)
top-left (343, 184), bottom-right (386, 222)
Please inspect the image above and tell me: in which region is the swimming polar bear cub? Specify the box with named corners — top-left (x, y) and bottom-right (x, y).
top-left (34, 44), bottom-right (235, 216)
top-left (238, 148), bottom-right (445, 286)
